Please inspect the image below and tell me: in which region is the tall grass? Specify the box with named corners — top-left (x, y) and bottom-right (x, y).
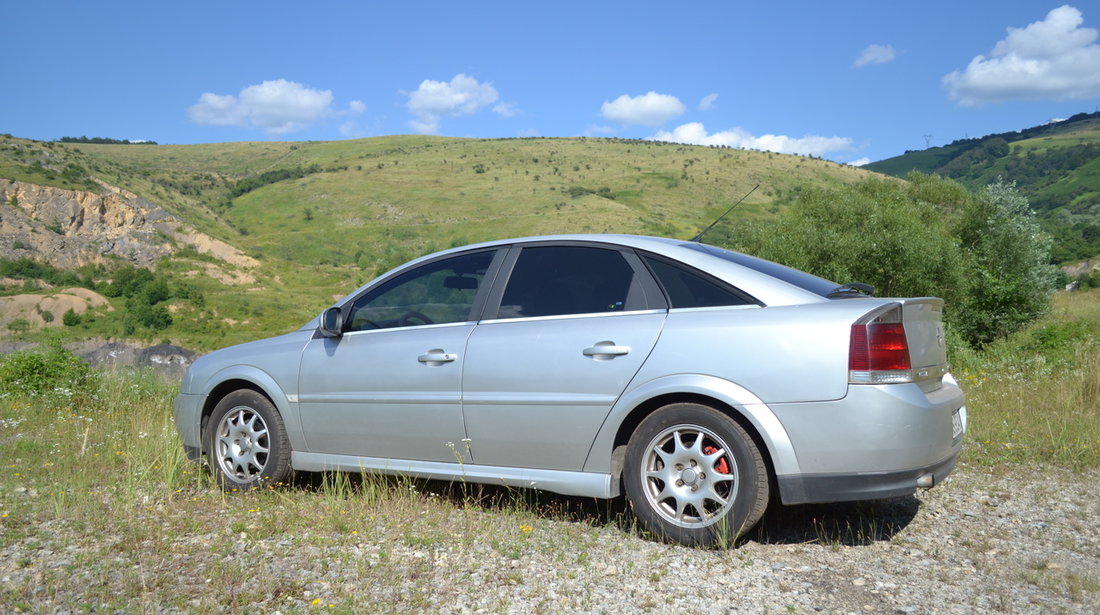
top-left (953, 288), bottom-right (1100, 470)
top-left (0, 355), bottom-right (602, 612)
top-left (0, 291), bottom-right (1097, 611)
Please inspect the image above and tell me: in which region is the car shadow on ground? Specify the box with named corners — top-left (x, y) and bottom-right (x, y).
top-left (747, 496), bottom-right (920, 546)
top-left (293, 471), bottom-right (920, 548)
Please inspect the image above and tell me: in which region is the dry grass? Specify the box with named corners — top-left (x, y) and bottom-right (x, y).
top-left (957, 288), bottom-right (1100, 470)
top-left (2, 290), bottom-right (1098, 611)
top-left (0, 368), bottom-right (628, 613)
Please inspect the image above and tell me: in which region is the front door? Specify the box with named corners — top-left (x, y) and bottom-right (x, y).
top-left (297, 249), bottom-right (498, 462)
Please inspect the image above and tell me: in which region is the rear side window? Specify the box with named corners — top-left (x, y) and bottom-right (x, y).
top-left (643, 255), bottom-right (755, 308)
top-left (497, 246), bottom-right (643, 318)
top-left (683, 243), bottom-right (839, 298)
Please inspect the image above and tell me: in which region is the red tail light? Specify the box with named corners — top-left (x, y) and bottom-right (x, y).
top-left (849, 306), bottom-right (913, 384)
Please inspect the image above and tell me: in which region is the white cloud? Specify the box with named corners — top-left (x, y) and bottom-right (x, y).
top-left (649, 122), bottom-right (853, 157)
top-left (339, 121), bottom-right (367, 139)
top-left (698, 93), bottom-right (719, 111)
top-left (187, 80), bottom-right (361, 135)
top-left (493, 102), bottom-right (518, 118)
top-left (601, 91), bottom-right (685, 126)
top-left (583, 124), bottom-right (616, 137)
top-left (943, 5), bottom-right (1100, 106)
top-left (854, 44), bottom-right (896, 68)
top-left (848, 157), bottom-right (872, 167)
top-left (405, 74), bottom-right (499, 134)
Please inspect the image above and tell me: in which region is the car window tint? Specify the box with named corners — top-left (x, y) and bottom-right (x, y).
top-left (643, 256), bottom-right (754, 308)
top-left (498, 246), bottom-right (640, 318)
top-left (682, 242), bottom-right (838, 298)
top-left (346, 250), bottom-right (494, 331)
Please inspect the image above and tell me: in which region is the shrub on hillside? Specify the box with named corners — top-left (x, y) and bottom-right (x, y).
top-left (717, 174), bottom-right (1058, 348)
top-left (953, 181), bottom-right (1059, 346)
top-left (720, 175), bottom-right (968, 314)
top-left (62, 308), bottom-right (81, 326)
top-left (0, 338), bottom-right (98, 400)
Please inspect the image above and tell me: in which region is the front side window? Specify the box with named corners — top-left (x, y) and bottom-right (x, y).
top-left (497, 246), bottom-right (642, 318)
top-left (345, 250), bottom-right (494, 331)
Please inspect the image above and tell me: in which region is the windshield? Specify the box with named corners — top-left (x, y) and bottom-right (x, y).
top-left (685, 243), bottom-right (840, 298)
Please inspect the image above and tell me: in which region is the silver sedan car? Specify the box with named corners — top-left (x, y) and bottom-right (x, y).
top-left (175, 234), bottom-right (966, 546)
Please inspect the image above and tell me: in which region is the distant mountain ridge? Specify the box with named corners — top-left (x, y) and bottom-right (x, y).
top-left (865, 112), bottom-right (1100, 262)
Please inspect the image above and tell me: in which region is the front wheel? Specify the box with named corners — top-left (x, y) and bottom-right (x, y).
top-left (205, 389), bottom-right (292, 490)
top-left (624, 403), bottom-right (769, 547)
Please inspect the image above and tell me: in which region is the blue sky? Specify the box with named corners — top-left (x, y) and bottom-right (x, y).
top-left (4, 1), bottom-right (1100, 165)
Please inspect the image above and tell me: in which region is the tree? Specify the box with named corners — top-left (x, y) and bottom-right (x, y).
top-left (715, 175), bottom-right (1057, 348)
top-left (953, 181), bottom-right (1059, 345)
top-left (720, 175), bottom-right (968, 309)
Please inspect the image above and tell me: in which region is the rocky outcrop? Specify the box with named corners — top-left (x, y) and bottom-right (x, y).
top-left (1062, 258), bottom-right (1100, 278)
top-left (0, 179), bottom-right (257, 271)
top-left (77, 341), bottom-right (197, 379)
top-left (0, 338), bottom-right (198, 380)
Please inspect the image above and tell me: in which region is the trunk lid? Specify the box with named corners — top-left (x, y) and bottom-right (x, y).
top-left (901, 298), bottom-right (949, 390)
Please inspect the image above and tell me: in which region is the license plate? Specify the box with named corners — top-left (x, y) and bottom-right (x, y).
top-left (951, 409), bottom-right (964, 439)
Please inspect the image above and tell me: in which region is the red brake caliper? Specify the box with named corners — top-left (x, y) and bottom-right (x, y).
top-left (704, 445), bottom-right (730, 474)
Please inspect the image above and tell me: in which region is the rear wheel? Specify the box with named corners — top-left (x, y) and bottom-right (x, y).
top-left (624, 402), bottom-right (769, 547)
top-left (205, 389), bottom-right (292, 490)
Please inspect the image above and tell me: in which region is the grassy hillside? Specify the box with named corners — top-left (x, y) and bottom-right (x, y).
top-left (865, 112), bottom-right (1100, 262)
top-left (1, 134), bottom-right (871, 349)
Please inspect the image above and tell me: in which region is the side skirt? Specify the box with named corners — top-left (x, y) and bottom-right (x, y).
top-left (292, 452), bottom-right (615, 499)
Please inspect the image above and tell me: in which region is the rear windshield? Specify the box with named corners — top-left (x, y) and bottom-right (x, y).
top-left (684, 243), bottom-right (839, 298)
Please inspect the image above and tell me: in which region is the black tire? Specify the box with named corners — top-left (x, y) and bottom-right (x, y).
top-left (204, 389), bottom-right (292, 490)
top-left (624, 402), bottom-right (769, 547)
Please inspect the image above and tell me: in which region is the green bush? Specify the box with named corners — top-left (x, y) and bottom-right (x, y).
top-left (1021, 319), bottom-right (1098, 368)
top-left (720, 175), bottom-right (968, 310)
top-left (125, 299), bottom-right (173, 331)
top-left (0, 339), bottom-right (97, 399)
top-left (953, 181), bottom-right (1059, 346)
top-left (62, 308), bottom-right (81, 326)
top-left (7, 319), bottom-right (30, 333)
top-left (716, 174), bottom-right (1058, 348)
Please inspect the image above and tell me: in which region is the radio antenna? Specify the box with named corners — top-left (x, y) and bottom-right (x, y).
top-left (690, 184), bottom-right (759, 243)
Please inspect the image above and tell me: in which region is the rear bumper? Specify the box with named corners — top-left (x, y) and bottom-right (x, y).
top-left (770, 378), bottom-right (965, 505)
top-left (776, 450), bottom-right (958, 505)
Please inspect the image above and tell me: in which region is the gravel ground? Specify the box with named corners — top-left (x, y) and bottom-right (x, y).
top-left (2, 463), bottom-right (1097, 614)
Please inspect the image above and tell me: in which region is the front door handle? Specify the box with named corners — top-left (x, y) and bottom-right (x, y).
top-left (583, 342), bottom-right (630, 360)
top-left (418, 349), bottom-right (457, 366)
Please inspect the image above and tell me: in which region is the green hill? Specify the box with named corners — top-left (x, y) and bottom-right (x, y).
top-left (1, 134), bottom-right (871, 348)
top-left (865, 112), bottom-right (1100, 262)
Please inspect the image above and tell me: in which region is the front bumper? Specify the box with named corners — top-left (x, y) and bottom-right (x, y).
top-left (174, 392), bottom-right (205, 461)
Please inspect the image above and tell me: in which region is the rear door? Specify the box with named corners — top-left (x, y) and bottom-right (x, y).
top-left (461, 244), bottom-right (667, 470)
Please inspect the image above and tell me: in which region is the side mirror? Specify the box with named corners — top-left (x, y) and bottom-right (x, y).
top-left (318, 307), bottom-right (344, 338)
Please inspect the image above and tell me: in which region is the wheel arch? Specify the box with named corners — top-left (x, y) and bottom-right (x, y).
top-left (585, 375), bottom-right (800, 495)
top-left (197, 366), bottom-right (306, 454)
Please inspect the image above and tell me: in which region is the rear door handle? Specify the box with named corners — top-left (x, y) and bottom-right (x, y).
top-left (583, 342), bottom-right (630, 360)
top-left (418, 350), bottom-right (457, 366)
